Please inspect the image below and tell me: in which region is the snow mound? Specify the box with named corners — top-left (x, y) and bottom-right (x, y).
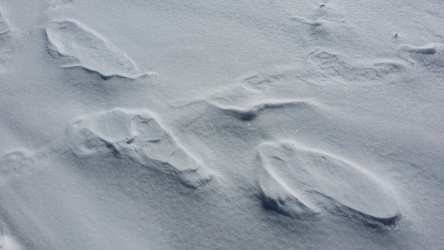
top-left (68, 108), bottom-right (213, 188)
top-left (255, 141), bottom-right (400, 227)
top-left (45, 20), bottom-right (151, 79)
top-left (0, 222), bottom-right (22, 250)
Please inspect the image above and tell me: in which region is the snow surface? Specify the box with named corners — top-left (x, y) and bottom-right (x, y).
top-left (0, 0), bottom-right (443, 249)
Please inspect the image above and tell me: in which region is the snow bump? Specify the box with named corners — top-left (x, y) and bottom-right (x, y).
top-left (255, 141), bottom-right (400, 228)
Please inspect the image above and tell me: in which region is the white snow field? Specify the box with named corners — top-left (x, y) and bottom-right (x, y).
top-left (0, 0), bottom-right (443, 249)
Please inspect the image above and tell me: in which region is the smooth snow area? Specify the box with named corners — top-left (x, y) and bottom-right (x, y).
top-left (0, 0), bottom-right (443, 249)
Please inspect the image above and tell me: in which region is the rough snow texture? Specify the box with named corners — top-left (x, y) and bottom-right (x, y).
top-left (69, 108), bottom-right (213, 188)
top-left (0, 0), bottom-right (443, 249)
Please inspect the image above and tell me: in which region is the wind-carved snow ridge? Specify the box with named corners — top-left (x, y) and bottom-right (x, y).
top-left (209, 99), bottom-right (317, 122)
top-left (0, 7), bottom-right (10, 35)
top-left (401, 43), bottom-right (444, 72)
top-left (45, 20), bottom-right (154, 80)
top-left (68, 108), bottom-right (213, 188)
top-left (255, 141), bottom-right (400, 228)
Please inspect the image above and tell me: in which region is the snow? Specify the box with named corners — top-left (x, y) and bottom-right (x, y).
top-left (0, 0), bottom-right (443, 249)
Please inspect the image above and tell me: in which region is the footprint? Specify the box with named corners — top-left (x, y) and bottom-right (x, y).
top-left (292, 17), bottom-right (349, 42)
top-left (241, 71), bottom-right (288, 90)
top-left (309, 49), bottom-right (405, 83)
top-left (68, 108), bottom-right (213, 188)
top-left (0, 151), bottom-right (35, 181)
top-left (45, 20), bottom-right (152, 79)
top-left (49, 0), bottom-right (74, 9)
top-left (255, 141), bottom-right (400, 228)
top-left (291, 7), bottom-right (353, 43)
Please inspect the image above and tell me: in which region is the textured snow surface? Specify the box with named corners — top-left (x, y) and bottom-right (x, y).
top-left (0, 0), bottom-right (443, 249)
